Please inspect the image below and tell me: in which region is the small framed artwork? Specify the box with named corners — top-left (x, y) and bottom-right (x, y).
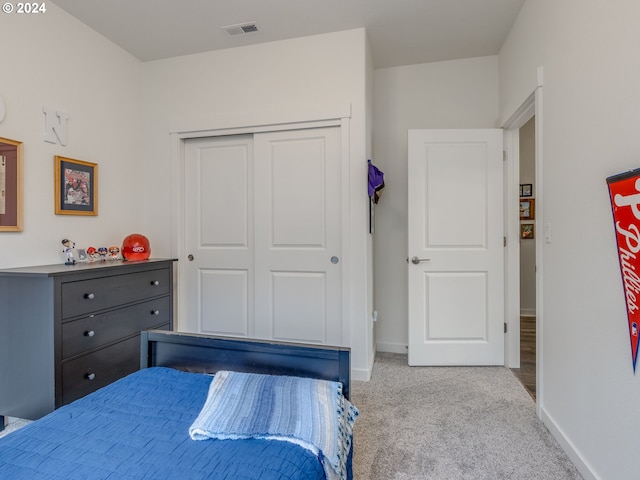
top-left (521, 223), bottom-right (534, 239)
top-left (520, 183), bottom-right (533, 197)
top-left (519, 198), bottom-right (535, 220)
top-left (77, 248), bottom-right (88, 262)
top-left (54, 156), bottom-right (98, 215)
top-left (0, 137), bottom-right (23, 231)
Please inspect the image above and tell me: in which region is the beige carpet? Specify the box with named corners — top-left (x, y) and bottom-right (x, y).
top-left (0, 417), bottom-right (31, 439)
top-left (350, 353), bottom-right (582, 480)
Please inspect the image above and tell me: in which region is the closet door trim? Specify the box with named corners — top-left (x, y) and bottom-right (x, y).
top-left (169, 103), bottom-right (351, 136)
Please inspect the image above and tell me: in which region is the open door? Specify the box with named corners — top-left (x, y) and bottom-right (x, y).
top-left (408, 129), bottom-right (504, 365)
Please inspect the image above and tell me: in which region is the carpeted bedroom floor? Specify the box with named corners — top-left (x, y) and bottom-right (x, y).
top-left (350, 352), bottom-right (583, 480)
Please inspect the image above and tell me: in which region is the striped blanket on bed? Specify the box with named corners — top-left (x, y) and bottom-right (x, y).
top-left (189, 370), bottom-right (358, 480)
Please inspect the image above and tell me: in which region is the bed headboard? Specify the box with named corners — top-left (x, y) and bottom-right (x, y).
top-left (140, 330), bottom-right (352, 399)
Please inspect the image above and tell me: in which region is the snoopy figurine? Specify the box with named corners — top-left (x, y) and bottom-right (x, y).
top-left (61, 238), bottom-right (76, 265)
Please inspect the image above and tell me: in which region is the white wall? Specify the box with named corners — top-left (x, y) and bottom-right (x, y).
top-left (500, 1), bottom-right (640, 478)
top-left (372, 56), bottom-right (500, 352)
top-left (0, 4), bottom-right (143, 268)
top-left (140, 29), bottom-right (374, 379)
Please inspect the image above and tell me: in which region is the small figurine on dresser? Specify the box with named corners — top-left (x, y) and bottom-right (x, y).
top-left (86, 246), bottom-right (98, 262)
top-left (97, 247), bottom-right (108, 261)
top-left (108, 245), bottom-right (120, 260)
top-left (61, 239), bottom-right (76, 265)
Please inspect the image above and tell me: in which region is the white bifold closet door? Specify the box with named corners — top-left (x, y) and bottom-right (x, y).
top-left (184, 127), bottom-right (343, 345)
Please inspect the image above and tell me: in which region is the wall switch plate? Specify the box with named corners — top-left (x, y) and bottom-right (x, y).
top-left (544, 223), bottom-right (552, 243)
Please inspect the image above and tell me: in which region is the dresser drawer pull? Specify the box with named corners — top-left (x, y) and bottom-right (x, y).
top-left (84, 330), bottom-right (95, 337)
top-left (150, 280), bottom-right (160, 286)
top-left (84, 293), bottom-right (95, 300)
top-left (151, 310), bottom-right (160, 316)
top-left (85, 373), bottom-right (96, 381)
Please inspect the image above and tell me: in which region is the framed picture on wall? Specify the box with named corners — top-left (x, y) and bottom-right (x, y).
top-left (520, 198), bottom-right (535, 220)
top-left (0, 136), bottom-right (23, 231)
top-left (54, 156), bottom-right (98, 215)
top-left (521, 223), bottom-right (534, 239)
top-left (520, 183), bottom-right (533, 197)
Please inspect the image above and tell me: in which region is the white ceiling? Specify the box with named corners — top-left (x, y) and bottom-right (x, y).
top-left (51, 0), bottom-right (525, 68)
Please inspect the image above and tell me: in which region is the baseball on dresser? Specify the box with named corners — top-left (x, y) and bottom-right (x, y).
top-left (121, 233), bottom-right (150, 261)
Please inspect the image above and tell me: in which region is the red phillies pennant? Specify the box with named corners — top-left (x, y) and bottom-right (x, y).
top-left (607, 169), bottom-right (640, 373)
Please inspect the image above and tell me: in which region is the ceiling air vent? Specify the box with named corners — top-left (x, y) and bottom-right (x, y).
top-left (222, 22), bottom-right (259, 36)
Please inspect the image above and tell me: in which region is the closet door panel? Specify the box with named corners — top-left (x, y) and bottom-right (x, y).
top-left (184, 135), bottom-right (254, 336)
top-left (254, 127), bottom-right (342, 345)
top-left (270, 139), bottom-right (326, 247)
top-left (199, 269), bottom-right (249, 337)
top-left (271, 272), bottom-right (326, 343)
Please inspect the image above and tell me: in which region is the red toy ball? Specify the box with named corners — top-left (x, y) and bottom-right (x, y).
top-left (121, 233), bottom-right (151, 261)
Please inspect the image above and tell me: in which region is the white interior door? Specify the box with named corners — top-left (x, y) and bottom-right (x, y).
top-left (254, 127), bottom-right (342, 344)
top-left (184, 127), bottom-right (342, 345)
top-left (184, 135), bottom-right (254, 336)
top-left (408, 129), bottom-right (504, 365)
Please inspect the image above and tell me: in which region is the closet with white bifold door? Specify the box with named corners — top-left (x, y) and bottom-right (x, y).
top-left (184, 126), bottom-right (343, 346)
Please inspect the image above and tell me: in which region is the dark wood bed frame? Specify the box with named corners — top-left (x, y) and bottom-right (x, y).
top-left (140, 330), bottom-right (352, 399)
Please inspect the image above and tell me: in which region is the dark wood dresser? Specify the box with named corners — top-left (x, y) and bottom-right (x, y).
top-left (0, 258), bottom-right (177, 426)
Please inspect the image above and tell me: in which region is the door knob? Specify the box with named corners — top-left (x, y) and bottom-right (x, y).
top-left (331, 256), bottom-right (339, 264)
top-left (188, 254), bottom-right (194, 261)
top-left (411, 256), bottom-right (430, 265)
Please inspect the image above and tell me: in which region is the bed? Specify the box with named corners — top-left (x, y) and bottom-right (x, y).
top-left (0, 330), bottom-right (357, 480)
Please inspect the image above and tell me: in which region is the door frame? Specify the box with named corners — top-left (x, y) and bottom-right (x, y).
top-left (502, 68), bottom-right (544, 416)
top-left (168, 105), bottom-right (353, 348)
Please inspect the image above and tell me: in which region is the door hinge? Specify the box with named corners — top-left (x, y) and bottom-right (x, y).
top-left (503, 150), bottom-right (507, 162)
top-left (503, 236), bottom-right (507, 247)
top-left (504, 322), bottom-right (508, 333)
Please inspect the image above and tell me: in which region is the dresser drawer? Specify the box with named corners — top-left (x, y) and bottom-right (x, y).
top-left (61, 267), bottom-right (171, 319)
top-left (61, 324), bottom-right (170, 406)
top-left (61, 335), bottom-right (140, 405)
top-left (62, 296), bottom-right (171, 359)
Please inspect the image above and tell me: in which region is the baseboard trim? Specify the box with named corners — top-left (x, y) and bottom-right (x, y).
top-left (541, 406), bottom-right (599, 480)
top-left (351, 368), bottom-right (371, 382)
top-left (350, 344), bottom-right (375, 382)
top-left (376, 341), bottom-right (408, 354)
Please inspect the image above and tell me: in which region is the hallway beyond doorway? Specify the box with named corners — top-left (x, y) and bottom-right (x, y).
top-left (512, 315), bottom-right (536, 399)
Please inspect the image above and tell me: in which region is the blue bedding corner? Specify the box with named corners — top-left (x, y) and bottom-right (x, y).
top-left (0, 367), bottom-right (353, 480)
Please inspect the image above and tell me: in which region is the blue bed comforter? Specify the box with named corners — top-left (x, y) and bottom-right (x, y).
top-left (0, 367), bottom-right (342, 480)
